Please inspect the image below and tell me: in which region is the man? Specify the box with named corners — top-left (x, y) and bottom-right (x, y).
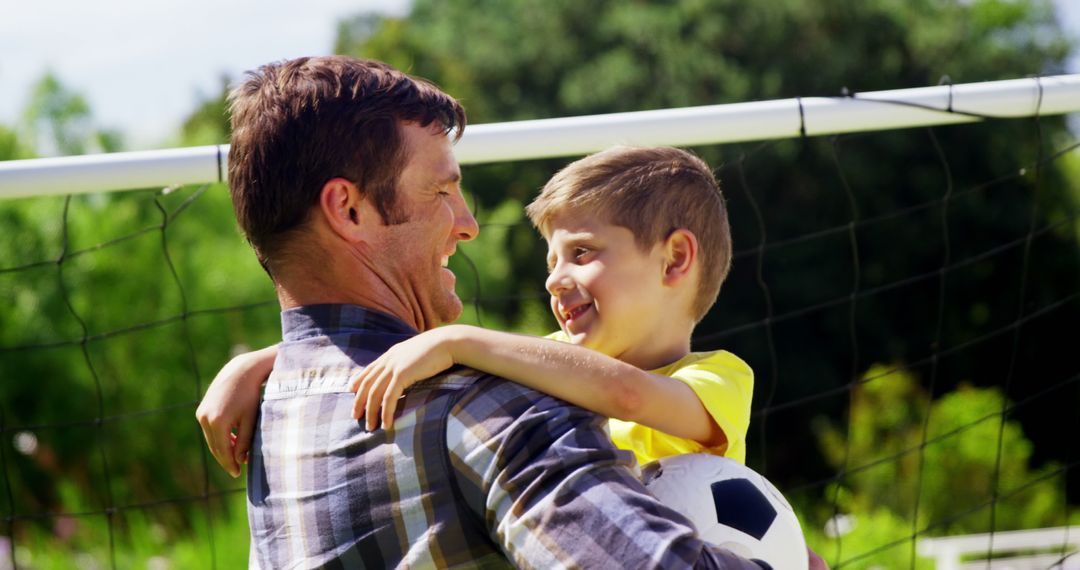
top-left (214, 55), bottom-right (772, 568)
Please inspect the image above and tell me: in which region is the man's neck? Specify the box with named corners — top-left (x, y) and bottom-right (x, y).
top-left (273, 260), bottom-right (423, 331)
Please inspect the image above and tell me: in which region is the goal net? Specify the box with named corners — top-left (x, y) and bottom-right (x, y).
top-left (0, 75), bottom-right (1078, 569)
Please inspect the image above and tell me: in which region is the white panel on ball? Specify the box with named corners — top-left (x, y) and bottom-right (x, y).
top-left (642, 454), bottom-right (808, 570)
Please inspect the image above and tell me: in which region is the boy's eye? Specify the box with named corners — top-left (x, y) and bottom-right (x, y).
top-left (546, 246), bottom-right (592, 272)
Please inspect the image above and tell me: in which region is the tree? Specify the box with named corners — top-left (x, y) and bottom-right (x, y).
top-left (21, 72), bottom-right (122, 157)
top-left (0, 124), bottom-right (32, 161)
top-left (179, 75), bottom-right (231, 146)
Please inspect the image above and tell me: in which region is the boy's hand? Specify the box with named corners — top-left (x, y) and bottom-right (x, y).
top-left (349, 329), bottom-right (456, 431)
top-left (195, 347), bottom-right (275, 478)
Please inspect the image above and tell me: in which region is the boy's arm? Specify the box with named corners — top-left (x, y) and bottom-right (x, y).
top-left (195, 344), bottom-right (277, 477)
top-left (448, 378), bottom-right (762, 569)
top-left (353, 325), bottom-right (724, 447)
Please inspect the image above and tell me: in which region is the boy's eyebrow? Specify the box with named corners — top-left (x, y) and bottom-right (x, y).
top-left (554, 230), bottom-right (593, 242)
top-left (544, 233), bottom-right (594, 271)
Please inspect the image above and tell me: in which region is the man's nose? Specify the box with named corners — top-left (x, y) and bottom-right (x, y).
top-left (453, 197), bottom-right (479, 241)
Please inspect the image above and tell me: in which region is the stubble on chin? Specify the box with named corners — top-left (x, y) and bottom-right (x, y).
top-left (439, 291), bottom-right (463, 327)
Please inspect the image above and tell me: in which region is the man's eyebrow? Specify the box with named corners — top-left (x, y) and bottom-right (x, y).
top-left (437, 171), bottom-right (461, 186)
top-left (425, 170), bottom-right (462, 194)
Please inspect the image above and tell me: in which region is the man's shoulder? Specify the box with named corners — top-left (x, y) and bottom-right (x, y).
top-left (437, 369), bottom-right (607, 456)
top-left (446, 368), bottom-right (594, 419)
top-left (441, 369), bottom-right (623, 494)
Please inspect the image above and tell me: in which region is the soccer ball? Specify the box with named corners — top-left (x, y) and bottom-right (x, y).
top-left (641, 454), bottom-right (808, 570)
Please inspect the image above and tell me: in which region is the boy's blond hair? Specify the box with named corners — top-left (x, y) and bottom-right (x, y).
top-left (525, 146), bottom-right (732, 322)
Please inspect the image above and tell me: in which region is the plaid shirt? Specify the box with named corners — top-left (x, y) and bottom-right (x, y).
top-left (247, 304), bottom-right (762, 569)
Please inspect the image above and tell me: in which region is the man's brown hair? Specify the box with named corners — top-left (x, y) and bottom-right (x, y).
top-left (227, 56), bottom-right (466, 274)
top-left (525, 146), bottom-right (732, 322)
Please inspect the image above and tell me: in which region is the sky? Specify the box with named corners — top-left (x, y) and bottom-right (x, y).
top-left (1, 0), bottom-right (1078, 152)
top-left (0, 0), bottom-right (409, 149)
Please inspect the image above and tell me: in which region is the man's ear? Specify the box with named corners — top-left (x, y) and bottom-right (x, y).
top-left (318, 177), bottom-right (369, 242)
top-left (662, 228), bottom-right (699, 287)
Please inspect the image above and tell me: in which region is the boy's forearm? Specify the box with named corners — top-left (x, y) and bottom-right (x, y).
top-left (233, 344), bottom-right (278, 386)
top-left (442, 325), bottom-right (649, 420)
top-left (442, 326), bottom-right (722, 445)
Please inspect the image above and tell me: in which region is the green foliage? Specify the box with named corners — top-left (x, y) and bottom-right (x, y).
top-left (10, 492), bottom-right (249, 569)
top-left (0, 184), bottom-right (278, 553)
top-left (0, 124), bottom-right (33, 161)
top-left (804, 508), bottom-right (936, 570)
top-left (179, 76), bottom-right (231, 146)
top-left (805, 365), bottom-right (1073, 567)
top-left (341, 0), bottom-right (1070, 119)
top-left (20, 73), bottom-right (122, 156)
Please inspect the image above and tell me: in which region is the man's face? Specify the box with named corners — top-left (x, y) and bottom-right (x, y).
top-left (374, 122), bottom-right (478, 331)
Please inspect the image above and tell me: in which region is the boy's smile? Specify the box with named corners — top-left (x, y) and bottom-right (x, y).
top-left (544, 210), bottom-right (688, 370)
top-left (560, 302), bottom-right (593, 327)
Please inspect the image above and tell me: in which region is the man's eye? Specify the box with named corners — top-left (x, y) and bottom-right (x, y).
top-left (573, 247), bottom-right (590, 260)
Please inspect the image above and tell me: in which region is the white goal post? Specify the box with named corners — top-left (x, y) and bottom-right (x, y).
top-left (917, 525), bottom-right (1080, 570)
top-left (0, 74), bottom-right (1079, 200)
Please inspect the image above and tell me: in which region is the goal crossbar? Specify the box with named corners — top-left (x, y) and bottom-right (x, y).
top-left (1, 74), bottom-right (1078, 200)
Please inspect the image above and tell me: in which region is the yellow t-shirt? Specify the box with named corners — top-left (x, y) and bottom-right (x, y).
top-left (546, 331), bottom-right (754, 465)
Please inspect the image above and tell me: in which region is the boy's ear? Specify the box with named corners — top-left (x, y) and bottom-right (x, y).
top-left (318, 177), bottom-right (370, 242)
top-left (662, 228), bottom-right (698, 287)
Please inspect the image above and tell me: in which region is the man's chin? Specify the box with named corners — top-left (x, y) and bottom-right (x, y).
top-left (434, 294), bottom-right (464, 327)
top-left (444, 301), bottom-right (464, 324)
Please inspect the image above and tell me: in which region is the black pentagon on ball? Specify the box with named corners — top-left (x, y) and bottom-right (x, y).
top-left (709, 479), bottom-right (778, 540)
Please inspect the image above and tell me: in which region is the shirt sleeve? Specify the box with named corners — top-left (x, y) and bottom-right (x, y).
top-left (608, 351), bottom-right (754, 465)
top-left (446, 376), bottom-right (764, 570)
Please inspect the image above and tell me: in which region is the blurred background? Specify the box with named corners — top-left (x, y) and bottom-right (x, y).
top-left (1, 1), bottom-right (1078, 568)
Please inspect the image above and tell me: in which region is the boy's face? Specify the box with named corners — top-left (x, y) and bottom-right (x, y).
top-left (544, 210), bottom-right (671, 366)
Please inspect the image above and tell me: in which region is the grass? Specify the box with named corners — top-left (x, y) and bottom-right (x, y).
top-left (8, 492), bottom-right (249, 569)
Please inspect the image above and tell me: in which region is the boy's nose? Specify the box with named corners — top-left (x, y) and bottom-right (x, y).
top-left (545, 268), bottom-right (573, 295)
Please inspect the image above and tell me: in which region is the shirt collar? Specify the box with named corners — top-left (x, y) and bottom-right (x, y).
top-left (280, 304), bottom-right (418, 342)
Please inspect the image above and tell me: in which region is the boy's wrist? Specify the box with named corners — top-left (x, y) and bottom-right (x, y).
top-left (240, 344), bottom-right (277, 378)
top-left (437, 324), bottom-right (481, 363)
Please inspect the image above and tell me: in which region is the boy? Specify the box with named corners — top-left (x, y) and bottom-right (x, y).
top-left (197, 145), bottom-right (753, 475)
